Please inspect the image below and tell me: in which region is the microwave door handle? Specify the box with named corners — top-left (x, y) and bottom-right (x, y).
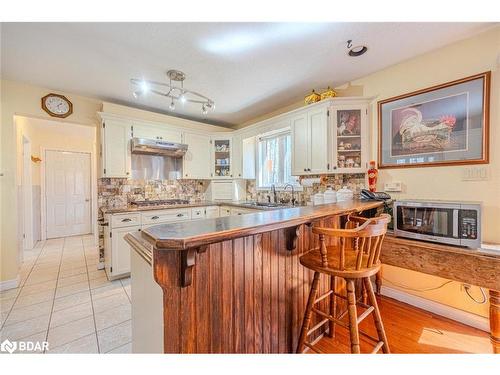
top-left (453, 209), bottom-right (459, 238)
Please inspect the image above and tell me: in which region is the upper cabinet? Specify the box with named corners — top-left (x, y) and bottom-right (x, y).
top-left (211, 136), bottom-right (232, 178)
top-left (101, 119), bottom-right (131, 178)
top-left (291, 105), bottom-right (330, 175)
top-left (331, 104), bottom-right (369, 173)
top-left (132, 122), bottom-right (182, 143)
top-left (183, 132), bottom-right (211, 179)
top-left (241, 136), bottom-right (256, 179)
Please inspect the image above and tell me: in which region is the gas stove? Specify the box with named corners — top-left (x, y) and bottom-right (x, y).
top-left (130, 199), bottom-right (190, 207)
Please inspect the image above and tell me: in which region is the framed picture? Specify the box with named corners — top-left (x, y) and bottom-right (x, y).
top-left (378, 72), bottom-right (490, 169)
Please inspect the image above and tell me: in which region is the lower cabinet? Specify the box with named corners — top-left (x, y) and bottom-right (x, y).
top-left (219, 206), bottom-right (232, 217)
top-left (105, 224), bottom-right (140, 280)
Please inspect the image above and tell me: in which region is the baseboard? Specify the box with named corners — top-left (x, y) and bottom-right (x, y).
top-left (380, 285), bottom-right (489, 332)
top-left (0, 276), bottom-right (20, 291)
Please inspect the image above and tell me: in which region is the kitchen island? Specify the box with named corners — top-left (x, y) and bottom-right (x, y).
top-left (125, 200), bottom-right (383, 353)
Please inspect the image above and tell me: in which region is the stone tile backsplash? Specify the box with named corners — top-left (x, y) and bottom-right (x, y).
top-left (98, 178), bottom-right (209, 209)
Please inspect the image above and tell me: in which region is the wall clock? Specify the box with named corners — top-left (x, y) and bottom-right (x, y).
top-left (41, 93), bottom-right (73, 118)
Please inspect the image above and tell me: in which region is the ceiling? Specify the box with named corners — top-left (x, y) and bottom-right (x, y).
top-left (1, 22), bottom-right (495, 127)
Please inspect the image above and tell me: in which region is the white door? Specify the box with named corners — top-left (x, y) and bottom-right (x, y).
top-left (133, 123), bottom-right (182, 143)
top-left (183, 132), bottom-right (211, 179)
top-left (308, 108), bottom-right (329, 174)
top-left (103, 120), bottom-right (130, 178)
top-left (45, 150), bottom-right (91, 239)
top-left (291, 113), bottom-right (309, 175)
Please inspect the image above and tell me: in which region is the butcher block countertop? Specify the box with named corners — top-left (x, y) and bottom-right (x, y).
top-left (132, 200), bottom-right (383, 250)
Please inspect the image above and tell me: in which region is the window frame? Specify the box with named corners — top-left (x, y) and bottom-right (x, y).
top-left (256, 128), bottom-right (302, 191)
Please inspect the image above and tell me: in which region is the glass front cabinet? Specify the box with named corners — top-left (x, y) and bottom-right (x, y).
top-left (211, 137), bottom-right (233, 178)
top-left (331, 103), bottom-right (369, 173)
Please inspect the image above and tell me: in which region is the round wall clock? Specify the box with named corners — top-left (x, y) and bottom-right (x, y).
top-left (41, 93), bottom-right (73, 118)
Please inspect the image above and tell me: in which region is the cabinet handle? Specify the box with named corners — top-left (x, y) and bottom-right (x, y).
top-left (333, 166), bottom-right (337, 170)
top-left (303, 168), bottom-right (306, 172)
top-left (176, 213), bottom-right (184, 217)
top-left (151, 216), bottom-right (159, 220)
top-left (121, 218), bottom-right (132, 222)
top-left (185, 174), bottom-right (188, 177)
top-left (126, 172), bottom-right (130, 175)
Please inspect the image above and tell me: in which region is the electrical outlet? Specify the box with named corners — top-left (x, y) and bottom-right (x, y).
top-left (461, 167), bottom-right (489, 181)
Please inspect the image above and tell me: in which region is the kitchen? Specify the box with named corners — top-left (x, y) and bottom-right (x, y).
top-left (0, 19), bottom-right (499, 366)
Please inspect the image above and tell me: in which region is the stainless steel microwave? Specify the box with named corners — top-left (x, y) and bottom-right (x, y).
top-left (393, 200), bottom-right (481, 248)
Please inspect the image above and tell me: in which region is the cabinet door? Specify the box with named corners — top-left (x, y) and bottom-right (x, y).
top-left (111, 225), bottom-right (140, 277)
top-left (205, 206), bottom-right (220, 218)
top-left (212, 137), bottom-right (232, 178)
top-left (103, 120), bottom-right (131, 178)
top-left (183, 133), bottom-right (211, 179)
top-left (308, 108), bottom-right (329, 174)
top-left (219, 206), bottom-right (231, 217)
top-left (242, 136), bottom-right (256, 179)
top-left (133, 123), bottom-right (182, 143)
top-left (232, 135), bottom-right (242, 178)
top-left (291, 113), bottom-right (309, 175)
top-left (332, 104), bottom-right (368, 173)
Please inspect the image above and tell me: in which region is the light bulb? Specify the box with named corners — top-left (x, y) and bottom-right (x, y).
top-left (169, 100), bottom-right (175, 111)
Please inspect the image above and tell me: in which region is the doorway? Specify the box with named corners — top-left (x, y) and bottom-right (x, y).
top-left (44, 150), bottom-right (92, 239)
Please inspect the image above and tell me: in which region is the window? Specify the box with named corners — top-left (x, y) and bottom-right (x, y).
top-left (257, 129), bottom-right (299, 189)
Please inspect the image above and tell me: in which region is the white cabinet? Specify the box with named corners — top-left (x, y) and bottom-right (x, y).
top-left (331, 104), bottom-right (369, 173)
top-left (102, 119), bottom-right (131, 178)
top-left (291, 106), bottom-right (329, 175)
top-left (205, 206), bottom-right (220, 218)
top-left (232, 135), bottom-right (242, 178)
top-left (183, 132), bottom-right (211, 179)
top-left (230, 207), bottom-right (257, 216)
top-left (219, 206), bottom-right (232, 217)
top-left (291, 113), bottom-right (309, 175)
top-left (191, 207), bottom-right (206, 220)
top-left (242, 136), bottom-right (256, 179)
top-left (105, 224), bottom-right (140, 280)
top-left (211, 137), bottom-right (233, 178)
top-left (132, 123), bottom-right (182, 143)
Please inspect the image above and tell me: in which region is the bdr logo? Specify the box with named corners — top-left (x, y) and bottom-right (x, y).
top-left (1, 339), bottom-right (49, 353)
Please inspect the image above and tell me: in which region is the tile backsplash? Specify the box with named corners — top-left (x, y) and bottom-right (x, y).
top-left (246, 173), bottom-right (366, 204)
top-left (98, 178), bottom-right (209, 209)
top-left (98, 173), bottom-right (366, 211)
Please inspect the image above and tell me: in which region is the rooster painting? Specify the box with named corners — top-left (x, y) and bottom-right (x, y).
top-left (398, 108), bottom-right (457, 152)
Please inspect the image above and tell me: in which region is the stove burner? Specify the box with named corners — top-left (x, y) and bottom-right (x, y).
top-left (130, 199), bottom-right (190, 207)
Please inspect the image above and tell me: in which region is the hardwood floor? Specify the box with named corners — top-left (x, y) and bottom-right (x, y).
top-left (314, 295), bottom-right (492, 354)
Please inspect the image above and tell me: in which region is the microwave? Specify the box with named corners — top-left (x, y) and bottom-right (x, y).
top-left (393, 200), bottom-right (481, 249)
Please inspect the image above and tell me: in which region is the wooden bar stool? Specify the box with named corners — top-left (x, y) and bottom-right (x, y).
top-left (296, 214), bottom-right (391, 354)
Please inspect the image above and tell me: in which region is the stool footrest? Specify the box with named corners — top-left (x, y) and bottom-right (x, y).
top-left (314, 290), bottom-right (333, 304)
top-left (332, 292), bottom-right (371, 309)
top-left (312, 307), bottom-right (349, 329)
top-left (359, 329), bottom-right (380, 343)
top-left (371, 341), bottom-right (385, 354)
top-left (307, 318), bottom-right (330, 336)
top-left (356, 306), bottom-right (375, 324)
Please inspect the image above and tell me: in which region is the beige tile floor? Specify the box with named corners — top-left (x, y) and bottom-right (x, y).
top-left (0, 235), bottom-right (132, 354)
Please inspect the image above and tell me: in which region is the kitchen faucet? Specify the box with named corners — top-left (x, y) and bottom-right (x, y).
top-left (283, 184), bottom-right (297, 206)
top-left (271, 184), bottom-right (278, 203)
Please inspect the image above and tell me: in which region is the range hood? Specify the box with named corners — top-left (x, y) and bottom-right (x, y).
top-left (131, 137), bottom-right (188, 157)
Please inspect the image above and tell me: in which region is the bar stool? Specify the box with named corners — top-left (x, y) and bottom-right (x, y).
top-left (296, 214), bottom-right (391, 354)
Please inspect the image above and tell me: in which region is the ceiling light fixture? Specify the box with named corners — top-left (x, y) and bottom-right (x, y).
top-left (131, 70), bottom-right (215, 115)
top-left (347, 40), bottom-right (368, 57)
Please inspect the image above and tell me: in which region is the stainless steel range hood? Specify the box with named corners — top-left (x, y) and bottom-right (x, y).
top-left (131, 137), bottom-right (188, 157)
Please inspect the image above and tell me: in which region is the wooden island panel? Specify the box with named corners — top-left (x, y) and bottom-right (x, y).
top-left (152, 218), bottom-right (340, 353)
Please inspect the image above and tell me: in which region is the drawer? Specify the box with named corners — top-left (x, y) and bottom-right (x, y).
top-left (219, 206), bottom-right (232, 217)
top-left (205, 206), bottom-right (220, 218)
top-left (142, 209), bottom-right (191, 225)
top-left (191, 207), bottom-right (206, 220)
top-left (111, 213), bottom-right (142, 228)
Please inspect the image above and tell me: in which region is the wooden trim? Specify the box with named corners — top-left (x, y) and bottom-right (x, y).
top-left (41, 93), bottom-right (73, 118)
top-left (377, 71), bottom-right (491, 169)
